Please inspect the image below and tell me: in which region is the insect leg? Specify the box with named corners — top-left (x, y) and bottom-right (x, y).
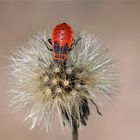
top-left (42, 39), bottom-right (52, 51)
top-left (48, 39), bottom-right (52, 45)
top-left (74, 37), bottom-right (81, 46)
top-left (68, 37), bottom-right (81, 51)
top-left (71, 39), bottom-right (75, 46)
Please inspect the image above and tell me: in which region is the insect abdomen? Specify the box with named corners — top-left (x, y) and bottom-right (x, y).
top-left (52, 23), bottom-right (74, 49)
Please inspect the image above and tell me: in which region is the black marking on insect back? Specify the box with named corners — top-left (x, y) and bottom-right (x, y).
top-left (54, 42), bottom-right (59, 52)
top-left (61, 45), bottom-right (69, 54)
top-left (54, 43), bottom-right (69, 54)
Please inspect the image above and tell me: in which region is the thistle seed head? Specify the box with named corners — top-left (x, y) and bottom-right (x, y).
top-left (8, 31), bottom-right (118, 132)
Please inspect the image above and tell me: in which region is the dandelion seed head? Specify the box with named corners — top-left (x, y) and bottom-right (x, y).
top-left (8, 31), bottom-right (118, 133)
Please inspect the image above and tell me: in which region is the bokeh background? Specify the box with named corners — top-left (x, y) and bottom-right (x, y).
top-left (0, 1), bottom-right (140, 140)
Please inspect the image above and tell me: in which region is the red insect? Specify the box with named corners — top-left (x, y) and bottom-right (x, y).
top-left (42, 23), bottom-right (81, 64)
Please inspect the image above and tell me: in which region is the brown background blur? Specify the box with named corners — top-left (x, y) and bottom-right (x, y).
top-left (0, 1), bottom-right (140, 140)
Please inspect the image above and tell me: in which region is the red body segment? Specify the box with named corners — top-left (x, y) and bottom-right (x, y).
top-left (51, 23), bottom-right (74, 61)
top-left (52, 23), bottom-right (74, 49)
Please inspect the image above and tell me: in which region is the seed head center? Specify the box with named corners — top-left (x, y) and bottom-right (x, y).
top-left (46, 88), bottom-right (52, 94)
top-left (52, 78), bottom-right (58, 84)
top-left (56, 87), bottom-right (62, 93)
top-left (63, 80), bottom-right (69, 86)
